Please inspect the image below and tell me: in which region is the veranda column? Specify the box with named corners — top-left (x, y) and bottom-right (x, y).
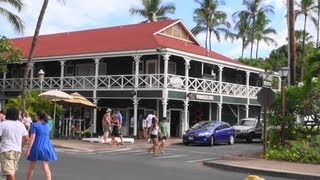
top-left (29, 62), bottom-right (34, 88)
top-left (246, 71), bottom-right (250, 118)
top-left (183, 99), bottom-right (189, 131)
top-left (92, 98), bottom-right (99, 137)
top-left (218, 65), bottom-right (224, 121)
top-left (60, 60), bottom-right (65, 90)
top-left (162, 53), bottom-right (170, 118)
top-left (93, 58), bottom-right (101, 134)
top-left (133, 55), bottom-right (141, 136)
top-left (3, 71), bottom-right (6, 90)
top-left (184, 57), bottom-right (190, 131)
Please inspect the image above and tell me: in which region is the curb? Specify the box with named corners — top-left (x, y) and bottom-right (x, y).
top-left (203, 161), bottom-right (320, 180)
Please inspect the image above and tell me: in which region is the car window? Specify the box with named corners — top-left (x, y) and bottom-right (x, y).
top-left (190, 121), bottom-right (212, 129)
top-left (240, 120), bottom-right (256, 126)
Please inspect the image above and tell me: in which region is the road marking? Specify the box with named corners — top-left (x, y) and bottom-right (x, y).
top-left (154, 154), bottom-right (187, 159)
top-left (186, 157), bottom-right (218, 163)
top-left (87, 148), bottom-right (131, 154)
top-left (108, 149), bottom-right (144, 154)
top-left (133, 152), bottom-right (150, 155)
top-left (56, 148), bottom-right (81, 152)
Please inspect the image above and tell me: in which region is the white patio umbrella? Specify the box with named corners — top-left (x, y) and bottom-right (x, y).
top-left (38, 89), bottom-right (73, 121)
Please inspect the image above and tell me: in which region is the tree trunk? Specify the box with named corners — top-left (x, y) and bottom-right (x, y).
top-left (209, 30), bottom-right (212, 51)
top-left (288, 0), bottom-right (296, 85)
top-left (256, 40), bottom-right (259, 60)
top-left (301, 14), bottom-right (307, 82)
top-left (205, 26), bottom-right (209, 49)
top-left (250, 15), bottom-right (256, 59)
top-left (317, 1), bottom-right (320, 47)
top-left (20, 0), bottom-right (49, 112)
top-left (241, 38), bottom-right (245, 59)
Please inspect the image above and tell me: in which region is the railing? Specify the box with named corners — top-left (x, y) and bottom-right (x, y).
top-left (0, 74), bottom-right (262, 98)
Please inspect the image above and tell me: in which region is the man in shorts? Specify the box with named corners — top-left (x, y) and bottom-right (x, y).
top-left (114, 109), bottom-right (124, 145)
top-left (0, 107), bottom-right (29, 180)
top-left (102, 108), bottom-right (112, 143)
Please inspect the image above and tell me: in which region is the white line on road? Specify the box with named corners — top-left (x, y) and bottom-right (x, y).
top-left (186, 157), bottom-right (218, 163)
top-left (87, 148), bottom-right (131, 154)
top-left (108, 149), bottom-right (145, 154)
top-left (154, 155), bottom-right (187, 159)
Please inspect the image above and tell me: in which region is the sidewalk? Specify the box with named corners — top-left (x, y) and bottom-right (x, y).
top-left (203, 155), bottom-right (320, 180)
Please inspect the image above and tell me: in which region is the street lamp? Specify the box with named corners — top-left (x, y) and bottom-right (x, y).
top-left (278, 66), bottom-right (289, 146)
top-left (38, 69), bottom-right (45, 92)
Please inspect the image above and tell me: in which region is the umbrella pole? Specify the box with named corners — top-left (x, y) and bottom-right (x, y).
top-left (53, 102), bottom-right (56, 138)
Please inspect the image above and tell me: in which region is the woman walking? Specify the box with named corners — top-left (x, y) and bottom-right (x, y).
top-left (158, 117), bottom-right (168, 154)
top-left (25, 110), bottom-right (57, 180)
top-left (148, 117), bottom-right (160, 156)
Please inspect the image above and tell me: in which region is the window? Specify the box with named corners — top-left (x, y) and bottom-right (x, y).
top-left (65, 65), bottom-right (74, 76)
top-left (168, 62), bottom-right (176, 74)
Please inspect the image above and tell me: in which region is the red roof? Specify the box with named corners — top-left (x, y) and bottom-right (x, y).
top-left (11, 19), bottom-right (240, 64)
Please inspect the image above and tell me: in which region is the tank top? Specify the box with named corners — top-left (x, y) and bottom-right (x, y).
top-left (151, 126), bottom-right (159, 135)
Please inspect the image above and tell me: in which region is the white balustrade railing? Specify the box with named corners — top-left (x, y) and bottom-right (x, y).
top-left (1, 74), bottom-right (262, 98)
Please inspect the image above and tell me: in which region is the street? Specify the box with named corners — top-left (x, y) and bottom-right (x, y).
top-left (15, 143), bottom-right (291, 180)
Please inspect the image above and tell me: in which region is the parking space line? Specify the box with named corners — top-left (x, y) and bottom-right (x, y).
top-left (154, 155), bottom-right (187, 159)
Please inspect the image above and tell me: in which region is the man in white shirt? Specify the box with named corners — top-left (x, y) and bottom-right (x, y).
top-left (0, 107), bottom-right (29, 180)
top-left (145, 111), bottom-right (156, 139)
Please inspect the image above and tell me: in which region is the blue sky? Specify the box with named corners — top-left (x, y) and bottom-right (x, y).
top-left (0, 0), bottom-right (310, 59)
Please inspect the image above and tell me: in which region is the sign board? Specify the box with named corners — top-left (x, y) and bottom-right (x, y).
top-left (257, 87), bottom-right (276, 107)
top-left (263, 80), bottom-right (272, 87)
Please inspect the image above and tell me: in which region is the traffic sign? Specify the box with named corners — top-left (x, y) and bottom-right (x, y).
top-left (257, 87), bottom-right (276, 107)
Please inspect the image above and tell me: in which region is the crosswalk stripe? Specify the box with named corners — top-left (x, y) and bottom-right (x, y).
top-left (87, 148), bottom-right (131, 154)
top-left (154, 155), bottom-right (187, 159)
top-left (186, 157), bottom-right (218, 163)
top-left (108, 149), bottom-right (144, 154)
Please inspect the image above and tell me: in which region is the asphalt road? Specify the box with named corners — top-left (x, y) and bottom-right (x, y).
top-left (15, 142), bottom-right (291, 180)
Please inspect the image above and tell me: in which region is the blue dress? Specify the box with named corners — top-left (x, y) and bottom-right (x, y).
top-left (27, 122), bottom-right (57, 161)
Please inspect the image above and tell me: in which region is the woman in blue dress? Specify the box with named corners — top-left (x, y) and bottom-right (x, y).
top-left (25, 110), bottom-right (57, 180)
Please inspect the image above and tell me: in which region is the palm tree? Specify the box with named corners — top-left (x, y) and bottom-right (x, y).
top-left (295, 0), bottom-right (317, 81)
top-left (192, 0), bottom-right (230, 50)
top-left (294, 30), bottom-right (313, 44)
top-left (229, 11), bottom-right (251, 58)
top-left (0, 0), bottom-right (24, 33)
top-left (254, 13), bottom-right (277, 59)
top-left (20, 0), bottom-right (65, 112)
top-left (191, 0), bottom-right (217, 49)
top-left (129, 0), bottom-right (176, 22)
top-left (237, 0), bottom-right (274, 59)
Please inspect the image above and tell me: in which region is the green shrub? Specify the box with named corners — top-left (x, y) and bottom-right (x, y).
top-left (266, 141), bottom-right (320, 164)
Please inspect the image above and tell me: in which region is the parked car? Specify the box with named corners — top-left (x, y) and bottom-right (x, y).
top-left (233, 118), bottom-right (262, 143)
top-left (182, 121), bottom-right (236, 146)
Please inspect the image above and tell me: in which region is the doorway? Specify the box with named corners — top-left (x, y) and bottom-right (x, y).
top-left (170, 110), bottom-right (181, 137)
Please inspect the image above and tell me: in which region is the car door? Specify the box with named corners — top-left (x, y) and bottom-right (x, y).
top-left (214, 125), bottom-right (224, 143)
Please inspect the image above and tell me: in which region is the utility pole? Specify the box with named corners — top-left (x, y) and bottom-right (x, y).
top-left (288, 0), bottom-right (296, 85)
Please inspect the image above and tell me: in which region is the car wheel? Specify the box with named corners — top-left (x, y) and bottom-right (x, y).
top-left (184, 142), bottom-right (189, 146)
top-left (228, 135), bottom-right (235, 145)
top-left (208, 136), bottom-right (215, 146)
top-left (246, 133), bottom-right (253, 143)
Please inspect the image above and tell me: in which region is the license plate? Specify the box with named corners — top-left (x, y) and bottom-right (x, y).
top-left (188, 136), bottom-right (194, 140)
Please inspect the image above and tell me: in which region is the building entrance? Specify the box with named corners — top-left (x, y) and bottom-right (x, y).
top-left (170, 110), bottom-right (181, 137)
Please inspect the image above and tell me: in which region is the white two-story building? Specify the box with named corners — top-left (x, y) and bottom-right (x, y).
top-left (1, 19), bottom-right (278, 137)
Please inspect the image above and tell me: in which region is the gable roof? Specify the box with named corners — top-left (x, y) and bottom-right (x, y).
top-left (11, 19), bottom-right (240, 64)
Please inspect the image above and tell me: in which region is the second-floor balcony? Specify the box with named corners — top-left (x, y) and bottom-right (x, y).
top-left (0, 74), bottom-right (262, 98)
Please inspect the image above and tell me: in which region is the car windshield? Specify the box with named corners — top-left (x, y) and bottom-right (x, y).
top-left (239, 120), bottom-right (256, 126)
top-left (190, 121), bottom-right (215, 130)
